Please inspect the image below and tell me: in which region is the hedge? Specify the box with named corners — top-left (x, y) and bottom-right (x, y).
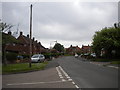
top-left (6, 52), bottom-right (18, 62)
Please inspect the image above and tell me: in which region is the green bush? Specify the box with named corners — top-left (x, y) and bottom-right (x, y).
top-left (43, 53), bottom-right (62, 59)
top-left (43, 53), bottom-right (51, 59)
top-left (6, 52), bottom-right (18, 62)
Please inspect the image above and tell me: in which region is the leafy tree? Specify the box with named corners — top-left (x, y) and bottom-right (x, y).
top-left (53, 43), bottom-right (64, 53)
top-left (92, 25), bottom-right (120, 58)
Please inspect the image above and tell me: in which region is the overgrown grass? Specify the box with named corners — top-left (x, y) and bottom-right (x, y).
top-left (2, 61), bottom-right (48, 74)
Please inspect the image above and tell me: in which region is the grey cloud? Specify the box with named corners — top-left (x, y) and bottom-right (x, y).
top-left (2, 2), bottom-right (118, 48)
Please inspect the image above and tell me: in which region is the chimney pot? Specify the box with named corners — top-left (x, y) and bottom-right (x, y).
top-left (33, 37), bottom-right (35, 41)
top-left (27, 34), bottom-right (29, 38)
top-left (20, 32), bottom-right (23, 36)
top-left (8, 31), bottom-right (11, 35)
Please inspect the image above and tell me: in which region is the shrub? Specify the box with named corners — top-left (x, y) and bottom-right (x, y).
top-left (6, 52), bottom-right (18, 62)
top-left (43, 53), bottom-right (51, 59)
top-left (43, 53), bottom-right (62, 59)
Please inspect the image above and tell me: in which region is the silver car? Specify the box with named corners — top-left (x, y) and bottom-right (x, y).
top-left (31, 54), bottom-right (45, 63)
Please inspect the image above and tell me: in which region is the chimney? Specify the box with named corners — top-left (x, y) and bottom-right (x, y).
top-left (38, 42), bottom-right (41, 45)
top-left (20, 32), bottom-right (23, 36)
top-left (33, 37), bottom-right (35, 41)
top-left (8, 31), bottom-right (11, 35)
top-left (36, 40), bottom-right (37, 43)
top-left (27, 34), bottom-right (29, 38)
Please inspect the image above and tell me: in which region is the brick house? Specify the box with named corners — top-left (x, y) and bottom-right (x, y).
top-left (5, 31), bottom-right (47, 55)
top-left (66, 45), bottom-right (81, 55)
top-left (81, 45), bottom-right (92, 54)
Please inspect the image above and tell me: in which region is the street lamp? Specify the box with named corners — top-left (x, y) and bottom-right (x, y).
top-left (29, 4), bottom-right (33, 68)
top-left (50, 40), bottom-right (57, 60)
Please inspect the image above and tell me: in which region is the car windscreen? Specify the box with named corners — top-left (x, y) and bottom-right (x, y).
top-left (32, 55), bottom-right (39, 58)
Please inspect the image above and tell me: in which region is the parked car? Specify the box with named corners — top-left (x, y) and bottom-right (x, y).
top-left (75, 53), bottom-right (78, 58)
top-left (90, 53), bottom-right (96, 57)
top-left (31, 54), bottom-right (45, 63)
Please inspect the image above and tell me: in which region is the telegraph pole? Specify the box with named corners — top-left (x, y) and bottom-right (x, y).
top-left (29, 4), bottom-right (32, 68)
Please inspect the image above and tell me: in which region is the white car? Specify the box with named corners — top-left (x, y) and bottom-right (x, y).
top-left (31, 54), bottom-right (45, 63)
top-left (75, 53), bottom-right (78, 58)
top-left (91, 53), bottom-right (96, 57)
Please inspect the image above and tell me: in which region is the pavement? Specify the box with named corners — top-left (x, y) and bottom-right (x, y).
top-left (2, 60), bottom-right (78, 89)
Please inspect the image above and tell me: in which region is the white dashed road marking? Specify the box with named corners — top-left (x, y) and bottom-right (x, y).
top-left (75, 85), bottom-right (79, 88)
top-left (72, 82), bottom-right (75, 85)
top-left (56, 66), bottom-right (80, 89)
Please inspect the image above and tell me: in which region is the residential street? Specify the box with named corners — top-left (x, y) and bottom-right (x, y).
top-left (57, 56), bottom-right (118, 88)
top-left (2, 56), bottom-right (118, 89)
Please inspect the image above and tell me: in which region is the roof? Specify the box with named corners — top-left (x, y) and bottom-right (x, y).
top-left (66, 45), bottom-right (81, 51)
top-left (17, 34), bottom-right (46, 49)
top-left (82, 45), bottom-right (91, 49)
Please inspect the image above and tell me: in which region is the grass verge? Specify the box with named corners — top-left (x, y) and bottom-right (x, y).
top-left (2, 61), bottom-right (48, 74)
top-left (90, 58), bottom-right (120, 64)
top-left (110, 61), bottom-right (120, 64)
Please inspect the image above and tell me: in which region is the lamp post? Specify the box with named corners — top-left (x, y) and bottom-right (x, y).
top-left (50, 40), bottom-right (57, 60)
top-left (29, 4), bottom-right (32, 68)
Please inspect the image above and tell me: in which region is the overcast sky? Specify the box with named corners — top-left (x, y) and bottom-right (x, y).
top-left (2, 1), bottom-right (118, 48)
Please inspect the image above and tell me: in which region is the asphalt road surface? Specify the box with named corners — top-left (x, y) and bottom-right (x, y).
top-left (2, 56), bottom-right (119, 89)
top-left (56, 56), bottom-right (118, 88)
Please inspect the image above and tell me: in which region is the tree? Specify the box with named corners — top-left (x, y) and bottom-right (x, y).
top-left (92, 25), bottom-right (120, 58)
top-left (0, 22), bottom-right (13, 32)
top-left (53, 43), bottom-right (64, 53)
top-left (0, 22), bottom-right (18, 65)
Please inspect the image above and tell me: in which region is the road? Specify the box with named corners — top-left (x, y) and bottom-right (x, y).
top-left (2, 56), bottom-right (118, 89)
top-left (57, 56), bottom-right (118, 88)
